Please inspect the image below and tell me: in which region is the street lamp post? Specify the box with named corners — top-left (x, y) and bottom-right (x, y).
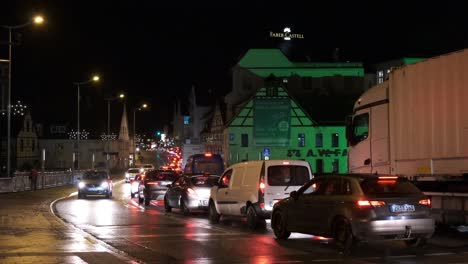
top-left (2, 15), bottom-right (44, 177)
top-left (105, 93), bottom-right (125, 171)
top-left (133, 104), bottom-right (148, 166)
top-left (73, 75), bottom-right (99, 170)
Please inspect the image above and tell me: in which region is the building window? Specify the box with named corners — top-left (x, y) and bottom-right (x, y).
top-left (316, 159), bottom-right (323, 173)
top-left (266, 87), bottom-right (278, 97)
top-left (20, 140), bottom-right (24, 152)
top-left (377, 70), bottom-right (384, 84)
top-left (183, 116), bottom-right (190, 125)
top-left (298, 133), bottom-right (305, 147)
top-left (315, 133), bottom-right (323, 148)
top-left (241, 134), bottom-right (248, 147)
top-left (32, 140), bottom-right (35, 152)
top-left (331, 133), bottom-right (339, 148)
top-left (229, 133), bottom-right (235, 143)
top-left (332, 159), bottom-right (339, 173)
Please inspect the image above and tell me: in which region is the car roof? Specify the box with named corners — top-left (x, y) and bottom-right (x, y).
top-left (313, 173), bottom-right (402, 181)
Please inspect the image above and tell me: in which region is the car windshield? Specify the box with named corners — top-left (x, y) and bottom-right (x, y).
top-left (83, 171), bottom-right (107, 180)
top-left (190, 175), bottom-right (219, 187)
top-left (267, 165), bottom-right (310, 186)
top-left (128, 169), bottom-right (140, 173)
top-left (360, 178), bottom-right (422, 196)
top-left (142, 165), bottom-right (153, 168)
top-left (146, 171), bottom-right (178, 181)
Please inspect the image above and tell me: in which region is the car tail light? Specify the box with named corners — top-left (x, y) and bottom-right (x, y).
top-left (259, 202), bottom-right (265, 209)
top-left (147, 181), bottom-right (158, 185)
top-left (187, 188), bottom-right (195, 195)
top-left (259, 182), bottom-right (265, 193)
top-left (204, 153), bottom-right (212, 157)
top-left (356, 200), bottom-right (386, 209)
top-left (419, 198), bottom-right (431, 208)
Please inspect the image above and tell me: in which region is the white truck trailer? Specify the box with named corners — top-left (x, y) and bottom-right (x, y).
top-left (347, 48), bottom-right (468, 180)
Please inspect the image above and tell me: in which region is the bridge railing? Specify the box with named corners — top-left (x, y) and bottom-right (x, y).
top-left (0, 170), bottom-right (85, 193)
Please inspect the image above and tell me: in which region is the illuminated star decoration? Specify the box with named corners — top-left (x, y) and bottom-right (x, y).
top-left (68, 130), bottom-right (89, 140)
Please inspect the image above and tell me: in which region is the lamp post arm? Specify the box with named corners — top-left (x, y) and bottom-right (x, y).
top-left (1, 22), bottom-right (34, 30)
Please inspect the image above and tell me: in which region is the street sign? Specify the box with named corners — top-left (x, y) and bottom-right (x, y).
top-left (263, 147), bottom-right (271, 157)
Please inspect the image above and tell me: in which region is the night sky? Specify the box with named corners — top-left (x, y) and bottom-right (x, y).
top-left (1, 1), bottom-right (468, 136)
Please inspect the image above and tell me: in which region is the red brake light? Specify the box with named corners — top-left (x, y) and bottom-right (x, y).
top-left (357, 200), bottom-right (386, 208)
top-left (378, 180), bottom-right (396, 184)
top-left (204, 153), bottom-right (212, 157)
top-left (147, 181), bottom-right (158, 185)
top-left (378, 176), bottom-right (398, 179)
top-left (187, 188), bottom-right (195, 195)
top-left (419, 198), bottom-right (431, 207)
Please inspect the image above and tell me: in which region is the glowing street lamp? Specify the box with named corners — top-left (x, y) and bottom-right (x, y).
top-left (105, 93), bottom-right (125, 170)
top-left (133, 103), bottom-right (148, 166)
top-left (73, 74), bottom-right (100, 170)
top-left (2, 15), bottom-right (45, 177)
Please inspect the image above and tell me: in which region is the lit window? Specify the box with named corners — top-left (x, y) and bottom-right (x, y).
top-left (298, 133), bottom-right (305, 147)
top-left (183, 116), bottom-right (190, 125)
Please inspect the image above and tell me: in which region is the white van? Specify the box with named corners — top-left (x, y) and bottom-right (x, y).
top-left (209, 160), bottom-right (313, 229)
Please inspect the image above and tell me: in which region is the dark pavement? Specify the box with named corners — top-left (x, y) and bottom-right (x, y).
top-left (0, 181), bottom-right (467, 263)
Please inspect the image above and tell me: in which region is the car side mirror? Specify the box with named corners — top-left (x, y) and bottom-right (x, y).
top-left (290, 190), bottom-right (299, 201)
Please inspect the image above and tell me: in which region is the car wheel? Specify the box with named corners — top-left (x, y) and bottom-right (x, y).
top-left (404, 237), bottom-right (427, 248)
top-left (138, 193), bottom-right (144, 204)
top-left (272, 210), bottom-right (291, 239)
top-left (333, 217), bottom-right (354, 254)
top-left (246, 205), bottom-right (263, 230)
top-left (164, 196), bottom-right (172, 212)
top-left (209, 202), bottom-right (220, 224)
top-left (144, 197), bottom-right (150, 206)
top-left (180, 199), bottom-right (191, 216)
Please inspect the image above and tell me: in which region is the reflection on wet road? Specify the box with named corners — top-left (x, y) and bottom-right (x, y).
top-left (54, 180), bottom-right (468, 264)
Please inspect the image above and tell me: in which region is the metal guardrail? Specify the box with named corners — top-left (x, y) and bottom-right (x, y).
top-left (424, 192), bottom-right (468, 225)
top-left (0, 170), bottom-right (85, 193)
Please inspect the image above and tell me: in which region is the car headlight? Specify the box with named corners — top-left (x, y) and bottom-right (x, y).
top-left (101, 182), bottom-right (109, 188)
top-left (78, 182), bottom-right (85, 188)
top-left (125, 173), bottom-right (129, 178)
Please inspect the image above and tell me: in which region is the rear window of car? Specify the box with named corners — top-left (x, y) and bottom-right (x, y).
top-left (142, 165), bottom-right (154, 169)
top-left (128, 169), bottom-right (140, 173)
top-left (360, 178), bottom-right (422, 196)
top-left (83, 171), bottom-right (107, 180)
top-left (146, 171), bottom-right (179, 181)
top-left (267, 165), bottom-right (310, 186)
top-left (190, 176), bottom-right (219, 187)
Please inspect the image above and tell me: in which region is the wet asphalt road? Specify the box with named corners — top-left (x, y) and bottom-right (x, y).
top-left (1, 174), bottom-right (467, 264)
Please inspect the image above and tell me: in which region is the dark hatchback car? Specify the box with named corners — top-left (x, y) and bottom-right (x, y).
top-left (77, 170), bottom-right (113, 199)
top-left (271, 174), bottom-right (434, 252)
top-left (164, 174), bottom-right (220, 215)
top-left (138, 170), bottom-right (180, 206)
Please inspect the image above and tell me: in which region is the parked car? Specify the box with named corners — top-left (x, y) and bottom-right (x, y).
top-left (164, 173), bottom-right (220, 215)
top-left (209, 160), bottom-right (313, 229)
top-left (271, 174), bottom-right (435, 253)
top-left (77, 170), bottom-right (113, 199)
top-left (138, 170), bottom-right (180, 206)
top-left (130, 174), bottom-right (143, 198)
top-left (126, 167), bottom-right (143, 183)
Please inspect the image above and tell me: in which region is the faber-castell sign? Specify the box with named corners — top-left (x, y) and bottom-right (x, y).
top-left (270, 27), bottom-right (304, 40)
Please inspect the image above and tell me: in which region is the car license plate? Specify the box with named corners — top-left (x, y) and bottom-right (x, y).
top-left (200, 200), bottom-right (208, 206)
top-left (390, 204), bottom-right (415, 213)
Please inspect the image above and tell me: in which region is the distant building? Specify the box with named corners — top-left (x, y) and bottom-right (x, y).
top-left (224, 85), bottom-right (347, 173)
top-left (373, 57), bottom-right (426, 84)
top-left (200, 101), bottom-right (225, 157)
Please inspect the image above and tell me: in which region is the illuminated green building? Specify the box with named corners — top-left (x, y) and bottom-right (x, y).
top-left (222, 49), bottom-right (366, 173)
top-left (224, 85), bottom-right (348, 173)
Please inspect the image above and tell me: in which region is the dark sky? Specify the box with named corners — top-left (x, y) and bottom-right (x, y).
top-left (2, 1), bottom-right (468, 136)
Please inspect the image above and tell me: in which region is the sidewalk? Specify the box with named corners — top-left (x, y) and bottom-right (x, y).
top-left (0, 185), bottom-right (135, 264)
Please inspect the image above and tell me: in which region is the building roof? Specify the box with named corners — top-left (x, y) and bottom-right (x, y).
top-left (238, 49), bottom-right (364, 78)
